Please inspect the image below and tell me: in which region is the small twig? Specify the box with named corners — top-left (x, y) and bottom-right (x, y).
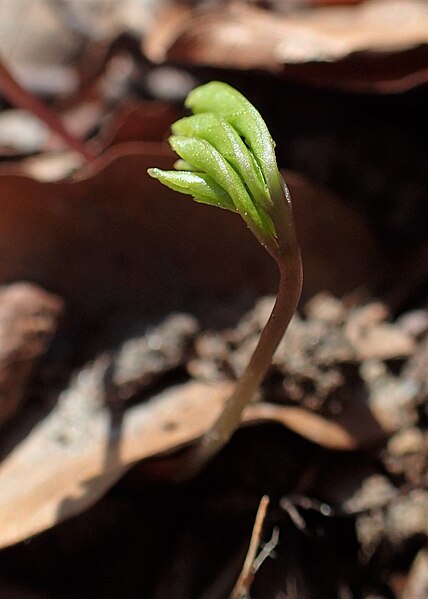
top-left (230, 495), bottom-right (271, 599)
top-left (0, 54), bottom-right (95, 161)
top-left (280, 498), bottom-right (307, 532)
top-left (252, 526), bottom-right (279, 572)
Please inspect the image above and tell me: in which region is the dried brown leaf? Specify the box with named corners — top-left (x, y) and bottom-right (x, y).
top-left (0, 372), bottom-right (394, 549)
top-left (98, 101), bottom-right (182, 148)
top-left (0, 144), bottom-right (385, 314)
top-left (144, 0), bottom-right (428, 92)
top-left (0, 379), bottom-right (229, 549)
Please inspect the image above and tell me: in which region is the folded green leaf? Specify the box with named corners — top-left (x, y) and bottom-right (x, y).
top-left (174, 159), bottom-right (198, 171)
top-left (146, 81), bottom-right (296, 256)
top-left (172, 113), bottom-right (271, 210)
top-left (169, 135), bottom-right (276, 247)
top-left (185, 81), bottom-right (283, 201)
top-left (148, 168), bottom-right (236, 211)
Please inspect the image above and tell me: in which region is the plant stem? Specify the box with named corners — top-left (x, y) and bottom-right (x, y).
top-left (184, 238), bottom-right (302, 477)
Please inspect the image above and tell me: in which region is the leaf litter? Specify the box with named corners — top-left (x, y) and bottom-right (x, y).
top-left (0, 1), bottom-right (426, 597)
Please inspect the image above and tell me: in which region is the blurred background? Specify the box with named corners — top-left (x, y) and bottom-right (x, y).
top-left (0, 2), bottom-right (427, 598)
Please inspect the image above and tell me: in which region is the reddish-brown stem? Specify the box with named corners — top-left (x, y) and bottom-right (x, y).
top-left (0, 56), bottom-right (95, 161)
top-left (183, 240), bottom-right (302, 476)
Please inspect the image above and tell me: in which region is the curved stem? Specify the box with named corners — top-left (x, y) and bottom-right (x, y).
top-left (183, 242), bottom-right (302, 477)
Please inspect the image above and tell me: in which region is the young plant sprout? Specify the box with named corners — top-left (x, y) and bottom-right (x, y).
top-left (148, 81), bottom-right (302, 472)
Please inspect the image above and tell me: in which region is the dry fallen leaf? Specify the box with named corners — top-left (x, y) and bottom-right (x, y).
top-left (0, 378), bottom-right (228, 549)
top-left (0, 143), bottom-right (386, 316)
top-left (0, 369), bottom-right (397, 549)
top-left (97, 101), bottom-right (182, 148)
top-left (144, 0), bottom-right (428, 92)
